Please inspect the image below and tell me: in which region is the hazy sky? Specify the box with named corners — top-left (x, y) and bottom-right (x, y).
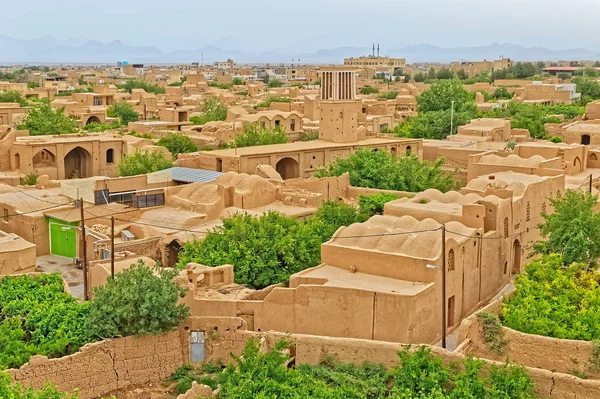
top-left (3, 0), bottom-right (600, 52)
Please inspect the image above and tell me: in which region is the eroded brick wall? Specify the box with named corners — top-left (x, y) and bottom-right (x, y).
top-left (7, 330), bottom-right (185, 399)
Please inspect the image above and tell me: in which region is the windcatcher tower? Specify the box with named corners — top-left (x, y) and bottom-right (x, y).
top-left (319, 67), bottom-right (359, 143)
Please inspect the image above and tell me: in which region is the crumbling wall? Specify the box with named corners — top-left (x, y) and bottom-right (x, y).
top-left (7, 330), bottom-right (185, 399)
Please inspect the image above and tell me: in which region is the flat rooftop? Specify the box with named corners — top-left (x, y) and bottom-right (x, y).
top-left (295, 264), bottom-right (433, 296)
top-left (204, 137), bottom-right (418, 158)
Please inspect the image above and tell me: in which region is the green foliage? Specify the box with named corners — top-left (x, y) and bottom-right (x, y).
top-left (456, 69), bottom-right (468, 80)
top-left (378, 90), bottom-right (399, 100)
top-left (573, 77), bottom-right (600, 104)
top-left (300, 131), bottom-right (319, 141)
top-left (0, 91), bottom-right (28, 106)
top-left (533, 190), bottom-right (600, 265)
top-left (358, 193), bottom-right (400, 217)
top-left (306, 201), bottom-right (368, 242)
top-left (216, 339), bottom-right (536, 398)
top-left (208, 81), bottom-right (233, 90)
top-left (359, 85), bottom-right (379, 95)
top-left (117, 149), bottom-right (173, 177)
top-left (189, 97), bottom-right (227, 125)
top-left (156, 132), bottom-right (198, 158)
top-left (0, 373), bottom-right (80, 399)
top-left (17, 100), bottom-right (79, 136)
top-left (237, 90), bottom-right (248, 96)
top-left (20, 173), bottom-right (38, 186)
top-left (316, 148), bottom-right (459, 193)
top-left (117, 79), bottom-right (165, 94)
top-left (477, 312), bottom-right (508, 354)
top-left (414, 72), bottom-right (426, 82)
top-left (492, 86), bottom-right (514, 100)
top-left (435, 68), bottom-right (454, 80)
top-left (558, 73), bottom-right (572, 81)
top-left (501, 254), bottom-right (600, 341)
top-left (90, 260), bottom-right (189, 338)
top-left (253, 95), bottom-right (291, 109)
top-left (230, 123), bottom-right (288, 148)
top-left (232, 77), bottom-right (243, 85)
top-left (589, 341), bottom-right (600, 372)
top-left (548, 136), bottom-right (563, 143)
top-left (418, 79), bottom-right (477, 114)
top-left (0, 273), bottom-right (94, 369)
top-left (267, 79), bottom-right (283, 88)
top-left (491, 62), bottom-right (543, 80)
top-left (83, 121), bottom-right (121, 132)
top-left (504, 140), bottom-right (517, 151)
top-left (168, 364), bottom-right (219, 394)
top-left (107, 102), bottom-right (139, 125)
top-left (397, 109), bottom-right (474, 139)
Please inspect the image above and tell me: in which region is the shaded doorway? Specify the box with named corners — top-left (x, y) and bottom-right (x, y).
top-left (447, 296), bottom-right (455, 328)
top-left (582, 135), bottom-right (591, 145)
top-left (512, 239), bottom-right (522, 275)
top-left (86, 116), bottom-right (101, 125)
top-left (573, 156), bottom-right (582, 172)
top-left (64, 147), bottom-right (92, 179)
top-left (165, 240), bottom-right (182, 268)
top-left (276, 157), bottom-right (299, 180)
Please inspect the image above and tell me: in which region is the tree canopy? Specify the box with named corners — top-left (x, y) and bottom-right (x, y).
top-left (117, 149), bottom-right (173, 176)
top-left (0, 91), bottom-right (27, 106)
top-left (228, 123), bottom-right (288, 148)
top-left (156, 132), bottom-right (198, 158)
top-left (316, 148), bottom-right (459, 193)
top-left (18, 100), bottom-right (79, 136)
top-left (417, 79), bottom-right (477, 114)
top-left (107, 102), bottom-right (139, 125)
top-left (189, 97), bottom-right (227, 125)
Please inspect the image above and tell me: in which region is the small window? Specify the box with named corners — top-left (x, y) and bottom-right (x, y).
top-left (503, 217), bottom-right (509, 237)
top-left (93, 96), bottom-right (103, 106)
top-left (541, 202), bottom-right (547, 214)
top-left (448, 249), bottom-right (455, 271)
top-left (106, 149), bottom-right (114, 164)
top-left (406, 146), bottom-right (412, 155)
top-left (503, 262), bottom-right (508, 274)
top-left (526, 202), bottom-right (531, 222)
top-left (3, 209), bottom-right (8, 222)
top-left (274, 120), bottom-right (281, 126)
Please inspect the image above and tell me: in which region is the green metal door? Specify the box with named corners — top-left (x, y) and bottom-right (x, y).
top-left (48, 217), bottom-right (77, 258)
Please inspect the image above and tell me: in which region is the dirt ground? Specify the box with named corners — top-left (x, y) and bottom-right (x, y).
top-left (36, 254), bottom-right (84, 299)
top-left (103, 382), bottom-right (178, 399)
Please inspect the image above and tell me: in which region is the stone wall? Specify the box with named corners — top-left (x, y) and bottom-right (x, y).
top-left (7, 330), bottom-right (185, 399)
top-left (203, 328), bottom-right (600, 398)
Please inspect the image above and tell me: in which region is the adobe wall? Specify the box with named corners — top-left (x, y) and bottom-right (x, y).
top-left (7, 330), bottom-right (185, 399)
top-left (202, 328), bottom-right (600, 399)
top-left (458, 298), bottom-right (600, 379)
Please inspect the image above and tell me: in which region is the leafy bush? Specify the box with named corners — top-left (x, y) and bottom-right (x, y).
top-left (358, 193), bottom-right (400, 217)
top-left (418, 79), bottom-right (477, 114)
top-left (208, 81), bottom-right (233, 90)
top-left (359, 85), bottom-right (379, 95)
top-left (501, 254), bottom-right (600, 341)
top-left (20, 173), bottom-right (38, 186)
top-left (254, 95), bottom-right (291, 109)
top-left (168, 364), bottom-right (219, 394)
top-left (117, 149), bottom-right (173, 176)
top-left (548, 136), bottom-right (563, 143)
top-left (189, 97), bottom-right (227, 125)
top-left (216, 339), bottom-right (536, 398)
top-left (90, 260), bottom-right (189, 338)
top-left (533, 190), bottom-right (600, 266)
top-left (0, 273), bottom-right (94, 369)
top-left (267, 79), bottom-right (283, 88)
top-left (316, 148), bottom-right (459, 193)
top-left (230, 123), bottom-right (288, 148)
top-left (0, 373), bottom-right (80, 398)
top-left (300, 131), bottom-right (319, 141)
top-left (492, 86), bottom-right (514, 100)
top-left (232, 77), bottom-right (243, 85)
top-left (0, 91), bottom-right (28, 106)
top-left (107, 102), bottom-right (139, 125)
top-left (83, 121), bottom-right (121, 132)
top-left (378, 90), bottom-right (398, 100)
top-left (18, 100), bottom-right (79, 136)
top-left (477, 312), bottom-right (508, 354)
top-left (117, 79), bottom-right (165, 94)
top-left (156, 132), bottom-right (198, 158)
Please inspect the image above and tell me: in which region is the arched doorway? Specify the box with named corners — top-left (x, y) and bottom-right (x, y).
top-left (573, 156), bottom-right (582, 172)
top-left (64, 147), bottom-right (92, 179)
top-left (582, 135), bottom-right (591, 145)
top-left (14, 153), bottom-right (20, 169)
top-left (33, 149), bottom-right (57, 169)
top-left (165, 240), bottom-right (182, 268)
top-left (86, 116), bottom-right (102, 125)
top-left (276, 157), bottom-right (299, 180)
top-left (512, 239), bottom-right (522, 275)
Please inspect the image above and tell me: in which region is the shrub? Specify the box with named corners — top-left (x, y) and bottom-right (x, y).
top-left (107, 102), bottom-right (139, 125)
top-left (208, 81), bottom-right (233, 90)
top-left (548, 136), bottom-right (563, 143)
top-left (156, 132), bottom-right (198, 158)
top-left (18, 100), bottom-right (79, 136)
top-left (232, 77), bottom-right (243, 85)
top-left (0, 91), bottom-right (27, 106)
top-left (316, 148), bottom-right (459, 193)
top-left (117, 149), bottom-right (173, 176)
top-left (358, 193), bottom-right (400, 217)
top-left (0, 373), bottom-right (80, 399)
top-left (20, 173), bottom-right (38, 186)
top-left (267, 79), bottom-right (283, 88)
top-left (230, 123), bottom-right (288, 148)
top-left (253, 95), bottom-right (290, 109)
top-left (117, 79), bottom-right (165, 94)
top-left (90, 260), bottom-right (189, 338)
top-left (300, 131), bottom-right (319, 141)
top-left (359, 85), bottom-right (379, 95)
top-left (478, 312), bottom-right (508, 354)
top-left (189, 97), bottom-right (227, 125)
top-left (378, 90), bottom-right (398, 100)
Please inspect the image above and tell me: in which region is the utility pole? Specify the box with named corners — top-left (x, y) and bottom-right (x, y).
top-left (450, 101), bottom-right (455, 138)
top-left (78, 199), bottom-right (88, 301)
top-left (441, 224), bottom-right (447, 349)
top-left (110, 215), bottom-right (115, 279)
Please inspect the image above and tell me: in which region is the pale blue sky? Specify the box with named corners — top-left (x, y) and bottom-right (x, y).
top-left (2, 0), bottom-right (599, 52)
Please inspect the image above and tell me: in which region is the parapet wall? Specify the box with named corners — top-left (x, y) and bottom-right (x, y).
top-left (204, 327), bottom-right (600, 399)
top-left (7, 330), bottom-right (185, 399)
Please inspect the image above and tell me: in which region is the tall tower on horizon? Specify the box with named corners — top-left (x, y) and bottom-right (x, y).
top-left (319, 67), bottom-right (360, 143)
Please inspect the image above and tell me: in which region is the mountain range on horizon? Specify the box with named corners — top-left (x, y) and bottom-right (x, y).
top-left (1, 34), bottom-right (600, 65)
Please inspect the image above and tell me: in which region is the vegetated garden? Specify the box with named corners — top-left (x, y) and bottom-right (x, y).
top-left (500, 190), bottom-right (600, 342)
top-left (168, 338), bottom-right (537, 398)
top-left (0, 260), bottom-right (189, 370)
top-left (177, 194), bottom-right (400, 289)
top-left (117, 149), bottom-right (174, 176)
top-left (189, 97), bottom-right (228, 125)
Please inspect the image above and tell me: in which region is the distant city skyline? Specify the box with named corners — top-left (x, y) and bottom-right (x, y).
top-left (2, 0), bottom-right (600, 54)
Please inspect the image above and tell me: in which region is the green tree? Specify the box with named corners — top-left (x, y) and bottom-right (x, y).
top-left (17, 100), bottom-right (79, 136)
top-left (358, 193), bottom-right (400, 217)
top-left (573, 76), bottom-right (600, 103)
top-left (557, 72), bottom-right (572, 81)
top-left (534, 190), bottom-right (600, 266)
top-left (316, 148), bottom-right (459, 193)
top-left (0, 373), bottom-right (80, 399)
top-left (156, 132), bottom-right (198, 158)
top-left (378, 90), bottom-right (399, 100)
top-left (0, 91), bottom-right (27, 106)
top-left (189, 97), bottom-right (227, 125)
top-left (107, 102), bottom-right (139, 125)
top-left (492, 86), bottom-right (514, 100)
top-left (90, 260), bottom-right (189, 338)
top-left (435, 68), bottom-right (454, 80)
top-left (117, 149), bottom-right (173, 176)
top-left (27, 81), bottom-right (40, 89)
top-left (232, 77), bottom-right (243, 85)
top-left (417, 79), bottom-right (477, 114)
top-left (267, 79), bottom-right (284, 88)
top-left (230, 123), bottom-right (288, 148)
top-left (118, 79), bottom-right (165, 94)
top-left (456, 69), bottom-right (469, 80)
top-left (359, 85), bottom-right (379, 95)
top-left (414, 72), bottom-right (425, 82)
